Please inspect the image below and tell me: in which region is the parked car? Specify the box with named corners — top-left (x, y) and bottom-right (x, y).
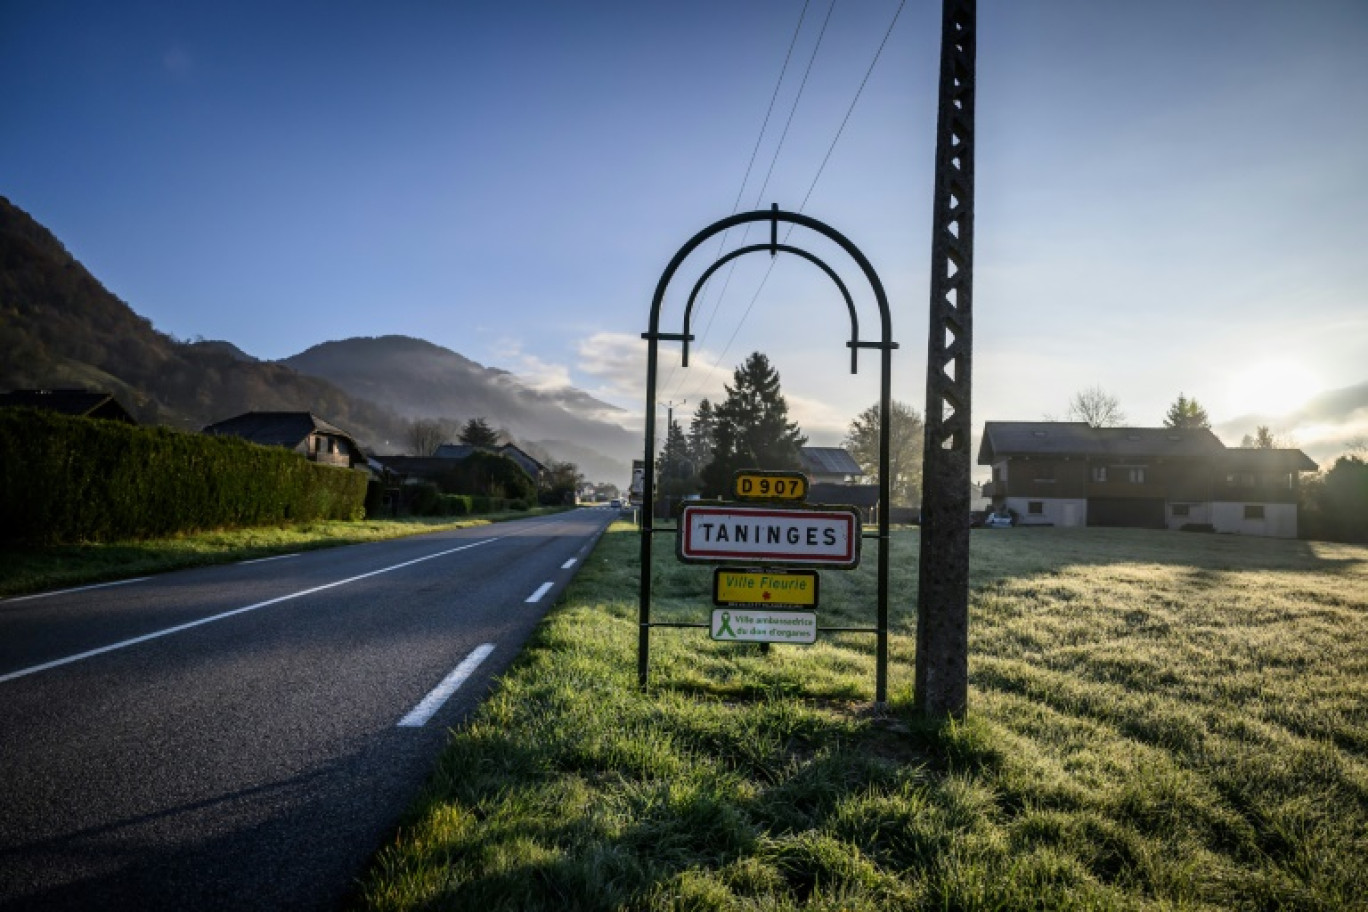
top-left (983, 510), bottom-right (1015, 528)
top-left (610, 499), bottom-right (623, 509)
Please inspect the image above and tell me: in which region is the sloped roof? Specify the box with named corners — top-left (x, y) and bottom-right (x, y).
top-left (0, 388), bottom-right (135, 422)
top-left (433, 444), bottom-right (478, 460)
top-left (800, 446), bottom-right (863, 476)
top-left (1222, 447), bottom-right (1318, 473)
top-left (978, 422), bottom-right (1226, 464)
top-left (808, 482), bottom-right (880, 508)
top-left (203, 411), bottom-right (358, 451)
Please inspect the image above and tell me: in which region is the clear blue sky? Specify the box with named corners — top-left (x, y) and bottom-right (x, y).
top-left (4, 0), bottom-right (1365, 466)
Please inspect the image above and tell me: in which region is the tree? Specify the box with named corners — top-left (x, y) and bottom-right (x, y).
top-left (1163, 393), bottom-right (1211, 429)
top-left (1301, 455), bottom-right (1368, 543)
top-left (656, 418), bottom-right (697, 496)
top-left (540, 460), bottom-right (584, 505)
top-left (406, 418), bottom-right (449, 456)
top-left (687, 399), bottom-right (716, 477)
top-left (700, 353), bottom-right (807, 496)
top-left (1241, 425), bottom-right (1279, 449)
top-left (844, 400), bottom-right (925, 506)
top-left (459, 417), bottom-right (501, 447)
top-left (1065, 385), bottom-right (1126, 428)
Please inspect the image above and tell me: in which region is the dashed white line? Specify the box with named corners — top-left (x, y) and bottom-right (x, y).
top-left (238, 553), bottom-right (301, 565)
top-left (3, 577), bottom-right (153, 604)
top-left (0, 539), bottom-right (498, 686)
top-left (526, 582), bottom-right (554, 603)
top-left (396, 644), bottom-right (495, 728)
top-left (561, 558), bottom-right (577, 570)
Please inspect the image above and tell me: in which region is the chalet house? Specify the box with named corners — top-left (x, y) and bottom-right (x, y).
top-left (0, 388), bottom-right (136, 423)
top-left (203, 412), bottom-right (366, 469)
top-left (978, 421), bottom-right (1318, 538)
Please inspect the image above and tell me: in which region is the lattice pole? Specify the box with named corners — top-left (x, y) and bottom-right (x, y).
top-left (916, 0), bottom-right (975, 719)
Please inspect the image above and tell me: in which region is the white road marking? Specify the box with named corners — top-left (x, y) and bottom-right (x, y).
top-left (238, 553), bottom-right (301, 565)
top-left (526, 582), bottom-right (554, 603)
top-left (561, 558), bottom-right (577, 570)
top-left (0, 539), bottom-right (498, 686)
top-left (396, 643), bottom-right (495, 728)
top-left (3, 578), bottom-right (153, 604)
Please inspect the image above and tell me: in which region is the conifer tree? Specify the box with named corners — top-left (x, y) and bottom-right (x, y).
top-left (1163, 393), bottom-right (1211, 429)
top-left (458, 417), bottom-right (500, 447)
top-left (700, 353), bottom-right (806, 496)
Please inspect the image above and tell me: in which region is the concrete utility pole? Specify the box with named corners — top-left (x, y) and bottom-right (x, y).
top-left (917, 0), bottom-right (975, 719)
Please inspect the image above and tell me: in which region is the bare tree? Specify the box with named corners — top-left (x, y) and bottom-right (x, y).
top-left (406, 418), bottom-right (449, 456)
top-left (1065, 386), bottom-right (1126, 428)
top-left (844, 400), bottom-right (925, 506)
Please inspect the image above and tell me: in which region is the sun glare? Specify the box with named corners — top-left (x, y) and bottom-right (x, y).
top-left (1223, 359), bottom-right (1320, 418)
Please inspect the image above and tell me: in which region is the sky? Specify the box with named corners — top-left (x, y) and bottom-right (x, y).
top-left (3, 0), bottom-right (1366, 473)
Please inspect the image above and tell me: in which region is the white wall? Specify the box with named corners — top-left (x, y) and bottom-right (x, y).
top-left (1004, 497), bottom-right (1087, 528)
top-left (1211, 502), bottom-right (1299, 539)
top-left (1165, 502), bottom-right (1212, 530)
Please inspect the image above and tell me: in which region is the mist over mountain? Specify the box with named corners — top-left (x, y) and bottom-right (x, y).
top-left (282, 336), bottom-right (637, 481)
top-left (0, 195), bottom-right (633, 482)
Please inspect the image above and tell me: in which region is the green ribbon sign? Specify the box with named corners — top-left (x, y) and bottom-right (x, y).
top-left (716, 611), bottom-right (736, 638)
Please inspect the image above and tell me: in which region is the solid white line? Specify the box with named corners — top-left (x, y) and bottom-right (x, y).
top-left (4, 577), bottom-right (153, 604)
top-left (238, 553), bottom-right (301, 565)
top-left (561, 558), bottom-right (577, 570)
top-left (0, 539), bottom-right (498, 686)
top-left (396, 643), bottom-right (495, 728)
top-left (526, 582), bottom-right (554, 603)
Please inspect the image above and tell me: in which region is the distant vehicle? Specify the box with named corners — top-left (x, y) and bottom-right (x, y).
top-left (610, 499), bottom-right (623, 509)
top-left (983, 511), bottom-right (1014, 528)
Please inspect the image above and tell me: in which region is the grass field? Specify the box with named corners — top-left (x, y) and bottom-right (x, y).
top-left (357, 523), bottom-right (1368, 910)
top-left (0, 509), bottom-right (566, 599)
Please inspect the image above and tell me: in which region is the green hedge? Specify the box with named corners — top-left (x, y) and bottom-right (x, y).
top-left (0, 409), bottom-right (368, 545)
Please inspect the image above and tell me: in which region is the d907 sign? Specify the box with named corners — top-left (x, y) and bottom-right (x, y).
top-left (732, 470), bottom-right (808, 502)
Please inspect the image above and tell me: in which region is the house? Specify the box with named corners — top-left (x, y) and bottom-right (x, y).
top-left (799, 447), bottom-right (864, 484)
top-left (977, 421), bottom-right (1318, 538)
top-left (0, 388), bottom-right (136, 423)
top-left (433, 442), bottom-right (546, 485)
top-left (203, 412), bottom-right (366, 469)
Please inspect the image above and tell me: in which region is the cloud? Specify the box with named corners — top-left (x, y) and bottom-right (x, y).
top-left (491, 339), bottom-right (574, 391)
top-left (1215, 379), bottom-right (1368, 466)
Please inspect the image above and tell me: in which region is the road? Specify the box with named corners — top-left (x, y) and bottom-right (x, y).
top-left (0, 508), bottom-right (617, 910)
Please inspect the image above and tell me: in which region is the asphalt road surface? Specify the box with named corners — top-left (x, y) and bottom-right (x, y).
top-left (0, 508), bottom-right (618, 910)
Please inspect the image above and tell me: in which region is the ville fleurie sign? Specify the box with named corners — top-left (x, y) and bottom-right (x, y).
top-left (713, 568), bottom-right (818, 608)
top-left (677, 504), bottom-right (862, 569)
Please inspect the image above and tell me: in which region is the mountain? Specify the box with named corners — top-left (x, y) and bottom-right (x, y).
top-left (282, 336), bottom-right (637, 481)
top-left (0, 195), bottom-right (635, 481)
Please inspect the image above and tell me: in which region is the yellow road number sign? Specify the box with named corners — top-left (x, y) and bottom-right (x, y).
top-left (713, 568), bottom-right (819, 608)
top-left (733, 470), bottom-right (808, 502)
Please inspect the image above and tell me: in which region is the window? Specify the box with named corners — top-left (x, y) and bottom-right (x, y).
top-left (1244, 505), bottom-right (1265, 520)
top-left (1172, 504), bottom-right (1190, 517)
top-left (1127, 467), bottom-right (1146, 484)
top-left (1028, 501), bottom-right (1044, 515)
top-left (1092, 466), bottom-right (1107, 483)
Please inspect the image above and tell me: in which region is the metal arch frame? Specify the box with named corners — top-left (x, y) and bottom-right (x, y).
top-left (639, 204), bottom-right (900, 704)
top-left (680, 244), bottom-right (864, 375)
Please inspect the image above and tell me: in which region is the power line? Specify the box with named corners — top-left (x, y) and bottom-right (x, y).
top-left (658, 0), bottom-right (811, 400)
top-left (678, 0), bottom-right (840, 401)
top-left (687, 0), bottom-right (907, 395)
